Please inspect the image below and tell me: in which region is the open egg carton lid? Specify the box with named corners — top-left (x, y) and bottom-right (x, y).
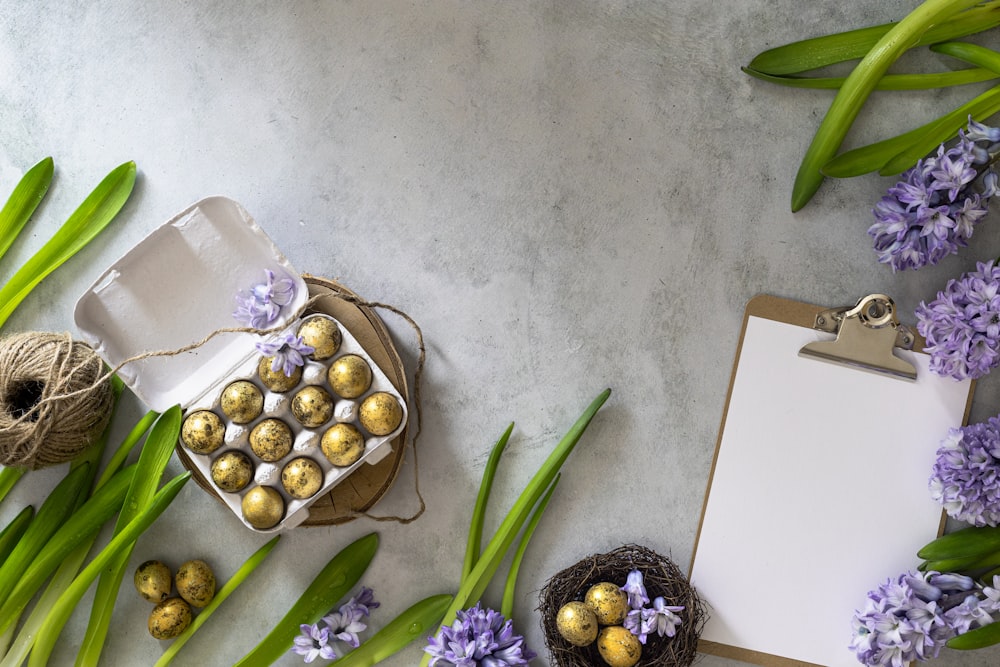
top-left (73, 196), bottom-right (408, 532)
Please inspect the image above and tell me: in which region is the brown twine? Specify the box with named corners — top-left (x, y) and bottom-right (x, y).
top-left (2, 292), bottom-right (428, 523)
top-left (0, 331), bottom-right (114, 469)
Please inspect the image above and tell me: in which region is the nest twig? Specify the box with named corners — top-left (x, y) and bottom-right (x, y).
top-left (538, 544), bottom-right (707, 667)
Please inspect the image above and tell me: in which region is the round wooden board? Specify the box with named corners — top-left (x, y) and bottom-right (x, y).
top-left (177, 274), bottom-right (411, 527)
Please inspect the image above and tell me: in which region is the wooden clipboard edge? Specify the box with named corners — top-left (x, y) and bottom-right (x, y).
top-left (687, 293), bottom-right (977, 665)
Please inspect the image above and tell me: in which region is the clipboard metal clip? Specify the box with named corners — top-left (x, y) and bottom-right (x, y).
top-left (799, 294), bottom-right (917, 381)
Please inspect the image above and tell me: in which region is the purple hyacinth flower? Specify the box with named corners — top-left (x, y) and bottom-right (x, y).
top-left (621, 569), bottom-right (650, 609)
top-left (649, 597), bottom-right (684, 638)
top-left (424, 603), bottom-right (535, 666)
top-left (929, 416), bottom-right (1000, 526)
top-left (234, 269), bottom-right (297, 328)
top-left (291, 623), bottom-right (331, 664)
top-left (255, 334), bottom-right (315, 377)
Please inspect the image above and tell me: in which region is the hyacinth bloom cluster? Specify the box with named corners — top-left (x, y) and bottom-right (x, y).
top-left (850, 571), bottom-right (1000, 666)
top-left (256, 333), bottom-right (315, 377)
top-left (929, 415), bottom-right (1000, 527)
top-left (424, 603), bottom-right (536, 666)
top-left (620, 569), bottom-right (684, 644)
top-left (292, 587), bottom-right (379, 663)
top-left (868, 118), bottom-right (999, 271)
top-left (233, 268), bottom-right (296, 329)
top-left (915, 260), bottom-right (1000, 381)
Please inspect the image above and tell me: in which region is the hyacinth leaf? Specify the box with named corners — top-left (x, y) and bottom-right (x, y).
top-left (0, 156), bottom-right (53, 265)
top-left (918, 525), bottom-right (1000, 561)
top-left (462, 423), bottom-right (513, 582)
top-left (76, 406), bottom-right (182, 667)
top-left (747, 0), bottom-right (1000, 76)
top-left (0, 463), bottom-right (90, 610)
top-left (822, 83), bottom-right (1000, 178)
top-left (947, 619), bottom-right (1000, 649)
top-left (332, 594), bottom-right (454, 667)
top-left (0, 160), bottom-right (136, 329)
top-left (791, 0), bottom-right (984, 211)
top-left (419, 389), bottom-right (611, 667)
top-left (0, 464), bottom-right (136, 636)
top-left (153, 536), bottom-right (281, 667)
top-left (233, 532), bottom-right (379, 667)
top-left (921, 549), bottom-right (1000, 577)
top-left (0, 467), bottom-right (26, 506)
top-left (501, 473), bottom-right (560, 620)
top-left (932, 40), bottom-right (1000, 76)
top-left (741, 66), bottom-right (997, 90)
top-left (27, 471), bottom-right (191, 667)
top-left (0, 506), bottom-right (32, 564)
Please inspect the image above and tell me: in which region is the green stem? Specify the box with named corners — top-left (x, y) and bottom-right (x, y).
top-left (153, 536), bottom-right (281, 667)
top-left (462, 423), bottom-right (513, 583)
top-left (791, 0), bottom-right (983, 211)
top-left (741, 65), bottom-right (997, 90)
top-left (0, 467), bottom-right (26, 507)
top-left (501, 474), bottom-right (559, 619)
top-left (0, 506), bottom-right (33, 565)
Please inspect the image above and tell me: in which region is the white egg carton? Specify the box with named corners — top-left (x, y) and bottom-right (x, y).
top-left (73, 196), bottom-right (407, 532)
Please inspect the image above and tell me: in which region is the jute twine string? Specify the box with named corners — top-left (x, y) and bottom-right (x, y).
top-left (0, 331), bottom-right (114, 469)
top-left (0, 292), bottom-right (427, 524)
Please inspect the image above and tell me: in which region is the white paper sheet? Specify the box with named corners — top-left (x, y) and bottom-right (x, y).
top-left (690, 315), bottom-right (973, 666)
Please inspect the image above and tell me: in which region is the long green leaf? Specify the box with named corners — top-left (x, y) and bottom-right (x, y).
top-left (791, 0), bottom-right (983, 211)
top-left (0, 465), bottom-right (136, 635)
top-left (0, 467), bottom-right (26, 507)
top-left (0, 506), bottom-right (32, 565)
top-left (821, 83), bottom-right (1000, 178)
top-left (234, 532), bottom-right (379, 667)
top-left (0, 160), bottom-right (136, 328)
top-left (28, 471), bottom-right (191, 667)
top-left (747, 1), bottom-right (1000, 75)
top-left (462, 423), bottom-right (513, 582)
top-left (501, 473), bottom-right (559, 619)
top-left (76, 405), bottom-right (182, 667)
top-left (0, 157), bottom-right (52, 265)
top-left (741, 66), bottom-right (997, 90)
top-left (332, 595), bottom-right (454, 667)
top-left (153, 536), bottom-right (281, 667)
top-left (947, 619), bottom-right (1000, 649)
top-left (420, 389), bottom-right (611, 667)
top-left (0, 463), bottom-right (90, 609)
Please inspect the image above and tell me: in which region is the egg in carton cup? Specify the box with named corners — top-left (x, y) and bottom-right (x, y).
top-left (73, 196), bottom-right (408, 533)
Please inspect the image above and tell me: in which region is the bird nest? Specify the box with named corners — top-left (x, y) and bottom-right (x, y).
top-left (538, 544), bottom-right (707, 667)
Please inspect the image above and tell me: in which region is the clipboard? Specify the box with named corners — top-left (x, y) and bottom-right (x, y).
top-left (688, 294), bottom-right (975, 667)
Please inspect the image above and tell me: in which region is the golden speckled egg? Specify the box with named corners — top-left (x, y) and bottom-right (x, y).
top-left (175, 560), bottom-right (215, 608)
top-left (257, 356), bottom-right (301, 393)
top-left (241, 485), bottom-right (285, 529)
top-left (585, 582), bottom-right (629, 626)
top-left (210, 450), bottom-right (254, 492)
top-left (281, 457), bottom-right (324, 499)
top-left (249, 419), bottom-right (293, 462)
top-left (327, 354), bottom-right (372, 399)
top-left (321, 423), bottom-right (365, 467)
top-left (556, 601), bottom-right (599, 646)
top-left (297, 316), bottom-right (342, 360)
top-left (596, 626), bottom-right (641, 667)
top-left (291, 385), bottom-right (334, 428)
top-left (219, 380), bottom-right (263, 424)
top-left (134, 560), bottom-right (172, 604)
top-left (358, 392), bottom-right (403, 436)
top-left (181, 411), bottom-right (225, 454)
top-left (148, 598), bottom-right (192, 640)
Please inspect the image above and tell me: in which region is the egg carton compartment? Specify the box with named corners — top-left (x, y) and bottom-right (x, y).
top-left (178, 314), bottom-right (408, 533)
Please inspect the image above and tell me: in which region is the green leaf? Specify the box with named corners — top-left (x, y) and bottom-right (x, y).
top-left (0, 467), bottom-right (26, 507)
top-left (76, 406), bottom-right (182, 667)
top-left (234, 532), bottom-right (379, 667)
top-left (741, 65), bottom-right (997, 90)
top-left (747, 1), bottom-right (1000, 75)
top-left (791, 0), bottom-right (984, 211)
top-left (0, 157), bottom-right (53, 266)
top-left (153, 536), bottom-right (281, 667)
top-left (27, 471), bottom-right (191, 667)
top-left (501, 473), bottom-right (559, 619)
top-left (331, 594), bottom-right (454, 667)
top-left (947, 620), bottom-right (1000, 649)
top-left (0, 506), bottom-right (33, 565)
top-left (918, 525), bottom-right (1000, 562)
top-left (821, 83), bottom-right (1000, 177)
top-left (0, 160), bottom-right (136, 329)
top-left (462, 423), bottom-right (513, 582)
top-left (420, 389), bottom-right (611, 667)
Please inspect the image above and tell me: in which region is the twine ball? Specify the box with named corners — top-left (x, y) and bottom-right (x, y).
top-left (0, 332), bottom-right (113, 470)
